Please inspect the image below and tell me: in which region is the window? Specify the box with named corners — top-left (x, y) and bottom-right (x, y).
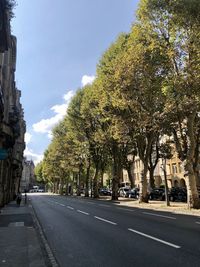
top-left (178, 162), bottom-right (182, 173)
top-left (172, 163), bottom-right (177, 174)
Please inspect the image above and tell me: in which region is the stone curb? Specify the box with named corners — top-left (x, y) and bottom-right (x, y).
top-left (30, 202), bottom-right (59, 267)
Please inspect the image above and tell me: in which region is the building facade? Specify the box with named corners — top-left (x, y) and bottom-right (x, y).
top-left (21, 158), bottom-right (35, 192)
top-left (0, 0), bottom-right (26, 206)
top-left (128, 153), bottom-right (186, 190)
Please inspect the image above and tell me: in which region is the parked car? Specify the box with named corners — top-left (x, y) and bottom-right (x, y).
top-left (169, 187), bottom-right (187, 202)
top-left (99, 188), bottom-right (112, 196)
top-left (128, 188), bottom-right (139, 199)
top-left (38, 189), bottom-right (44, 192)
top-left (118, 187), bottom-right (131, 197)
top-left (148, 188), bottom-right (165, 201)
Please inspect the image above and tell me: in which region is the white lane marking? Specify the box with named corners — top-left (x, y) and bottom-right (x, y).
top-left (77, 210), bottom-right (89, 215)
top-left (196, 222), bottom-right (200, 225)
top-left (60, 204), bottom-right (65, 207)
top-left (9, 222), bottom-right (24, 227)
top-left (128, 228), bottom-right (181, 249)
top-left (116, 207), bottom-right (135, 212)
top-left (142, 212), bottom-right (176, 220)
top-left (86, 202), bottom-right (95, 205)
top-left (67, 206), bottom-right (74, 210)
top-left (98, 204), bottom-right (110, 208)
top-left (94, 216), bottom-right (117, 225)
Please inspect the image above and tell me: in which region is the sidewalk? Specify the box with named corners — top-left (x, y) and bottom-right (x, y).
top-left (117, 198), bottom-right (200, 216)
top-left (0, 199), bottom-right (49, 267)
top-left (96, 196), bottom-right (200, 217)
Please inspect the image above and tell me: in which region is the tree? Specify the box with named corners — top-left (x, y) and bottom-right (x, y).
top-left (98, 24), bottom-right (167, 202)
top-left (159, 142), bottom-right (173, 206)
top-left (138, 0), bottom-right (200, 208)
top-left (34, 162), bottom-right (45, 183)
top-left (96, 33), bottom-right (136, 200)
top-left (80, 84), bottom-right (110, 198)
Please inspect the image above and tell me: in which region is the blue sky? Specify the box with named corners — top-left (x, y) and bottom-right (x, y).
top-left (12, 0), bottom-right (139, 164)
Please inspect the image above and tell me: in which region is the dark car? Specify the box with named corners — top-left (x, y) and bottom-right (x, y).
top-left (128, 188), bottom-right (139, 199)
top-left (148, 188), bottom-right (165, 201)
top-left (99, 188), bottom-right (112, 196)
top-left (169, 187), bottom-right (187, 202)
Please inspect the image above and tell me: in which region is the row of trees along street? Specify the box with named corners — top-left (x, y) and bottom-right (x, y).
top-left (35, 0), bottom-right (200, 209)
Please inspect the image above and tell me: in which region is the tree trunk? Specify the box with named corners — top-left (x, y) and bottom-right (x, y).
top-left (162, 159), bottom-right (170, 206)
top-left (59, 178), bottom-right (64, 195)
top-left (139, 163), bottom-right (149, 203)
top-left (85, 162), bottom-right (90, 197)
top-left (112, 162), bottom-right (119, 200)
top-left (56, 180), bottom-right (59, 194)
top-left (111, 143), bottom-right (119, 201)
top-left (149, 168), bottom-right (155, 189)
top-left (118, 162), bottom-right (123, 186)
top-left (185, 161), bottom-right (200, 209)
top-left (65, 181), bottom-right (69, 195)
top-left (100, 170), bottom-right (104, 188)
top-left (185, 113), bottom-right (200, 209)
top-left (138, 134), bottom-right (154, 203)
top-left (52, 178), bottom-right (55, 193)
top-left (93, 165), bottom-right (99, 198)
top-left (127, 163), bottom-right (135, 188)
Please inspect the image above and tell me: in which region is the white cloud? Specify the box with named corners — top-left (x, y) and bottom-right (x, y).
top-left (63, 90), bottom-right (74, 102)
top-left (24, 147), bottom-right (44, 165)
top-left (32, 114), bottom-right (62, 135)
top-left (28, 75), bottom-right (95, 164)
top-left (51, 104), bottom-right (68, 116)
top-left (32, 90), bottom-right (74, 136)
top-left (81, 75), bottom-right (95, 86)
top-left (32, 76), bottom-right (94, 136)
top-left (25, 132), bottom-right (32, 144)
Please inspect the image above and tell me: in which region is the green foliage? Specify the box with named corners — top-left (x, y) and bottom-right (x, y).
top-left (159, 142), bottom-right (173, 160)
top-left (34, 162), bottom-right (44, 182)
top-left (38, 0), bottom-right (200, 207)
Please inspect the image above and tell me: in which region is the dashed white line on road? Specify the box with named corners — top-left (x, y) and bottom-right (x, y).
top-left (128, 228), bottom-right (181, 249)
top-left (142, 212), bottom-right (176, 220)
top-left (196, 222), bottom-right (200, 225)
top-left (94, 216), bottom-right (117, 225)
top-left (67, 206), bottom-right (74, 210)
top-left (77, 210), bottom-right (89, 215)
top-left (116, 207), bottom-right (135, 212)
top-left (60, 204), bottom-right (65, 207)
top-left (9, 222), bottom-right (24, 227)
top-left (98, 204), bottom-right (110, 208)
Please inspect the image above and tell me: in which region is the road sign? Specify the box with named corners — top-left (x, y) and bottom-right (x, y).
top-left (0, 149), bottom-right (8, 160)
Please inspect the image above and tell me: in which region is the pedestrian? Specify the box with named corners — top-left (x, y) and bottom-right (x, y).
top-left (24, 192), bottom-right (27, 204)
top-left (16, 191), bottom-right (22, 206)
top-left (13, 192), bottom-right (17, 200)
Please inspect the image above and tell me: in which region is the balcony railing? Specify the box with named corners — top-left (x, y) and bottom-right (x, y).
top-left (9, 105), bottom-right (20, 124)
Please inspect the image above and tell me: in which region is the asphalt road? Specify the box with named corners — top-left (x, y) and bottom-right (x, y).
top-left (30, 193), bottom-right (200, 267)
